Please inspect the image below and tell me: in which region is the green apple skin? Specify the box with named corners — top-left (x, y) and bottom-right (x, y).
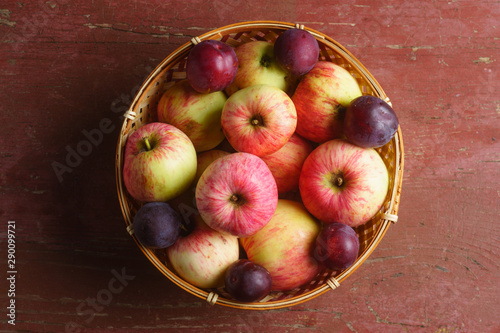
top-left (158, 79), bottom-right (227, 152)
top-left (123, 122), bottom-right (197, 202)
top-left (225, 41), bottom-right (291, 96)
top-left (168, 149), bottom-right (231, 229)
top-left (240, 199), bottom-right (321, 291)
top-left (292, 61), bottom-right (363, 143)
top-left (167, 215), bottom-right (239, 289)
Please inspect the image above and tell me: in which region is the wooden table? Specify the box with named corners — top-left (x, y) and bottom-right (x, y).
top-left (1, 1), bottom-right (499, 332)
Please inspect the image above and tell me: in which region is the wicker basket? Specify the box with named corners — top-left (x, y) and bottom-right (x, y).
top-left (115, 20), bottom-right (404, 310)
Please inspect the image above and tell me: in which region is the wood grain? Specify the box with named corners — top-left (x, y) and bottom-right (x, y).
top-left (1, 0), bottom-right (499, 332)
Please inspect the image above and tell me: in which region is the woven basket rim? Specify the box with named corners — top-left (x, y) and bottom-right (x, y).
top-left (115, 20), bottom-right (404, 310)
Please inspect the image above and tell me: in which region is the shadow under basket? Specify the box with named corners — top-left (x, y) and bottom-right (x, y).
top-left (115, 20), bottom-right (404, 310)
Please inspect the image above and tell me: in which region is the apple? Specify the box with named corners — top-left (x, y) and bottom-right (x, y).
top-left (123, 122), bottom-right (197, 202)
top-left (186, 39), bottom-right (238, 93)
top-left (292, 61), bottom-right (363, 143)
top-left (157, 79), bottom-right (227, 152)
top-left (274, 28), bottom-right (319, 76)
top-left (299, 139), bottom-right (389, 227)
top-left (167, 214), bottom-right (239, 289)
top-left (240, 199), bottom-right (321, 291)
top-left (221, 84), bottom-right (297, 157)
top-left (168, 149), bottom-right (231, 233)
top-left (260, 133), bottom-right (314, 194)
top-left (194, 149), bottom-right (231, 185)
top-left (195, 152), bottom-right (278, 237)
top-left (225, 41), bottom-right (291, 96)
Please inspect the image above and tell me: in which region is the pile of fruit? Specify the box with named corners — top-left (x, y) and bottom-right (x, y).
top-left (122, 27), bottom-right (399, 303)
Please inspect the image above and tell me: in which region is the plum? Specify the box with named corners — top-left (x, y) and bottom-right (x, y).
top-left (344, 95), bottom-right (399, 148)
top-left (274, 28), bottom-right (319, 76)
top-left (186, 40), bottom-right (238, 93)
top-left (314, 222), bottom-right (360, 270)
top-left (224, 259), bottom-right (272, 302)
top-left (132, 202), bottom-right (182, 249)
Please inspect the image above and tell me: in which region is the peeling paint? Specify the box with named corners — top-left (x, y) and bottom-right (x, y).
top-left (0, 8), bottom-right (12, 17)
top-left (0, 9), bottom-right (16, 27)
top-left (82, 22), bottom-right (170, 38)
top-left (329, 22), bottom-right (356, 26)
top-left (473, 57), bottom-right (494, 64)
top-left (386, 45), bottom-right (434, 50)
top-left (84, 23), bottom-right (113, 29)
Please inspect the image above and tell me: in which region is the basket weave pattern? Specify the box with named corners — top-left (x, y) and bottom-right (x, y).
top-left (115, 21), bottom-right (404, 310)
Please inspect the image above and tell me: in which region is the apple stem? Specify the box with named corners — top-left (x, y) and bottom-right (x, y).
top-left (229, 194), bottom-right (246, 206)
top-left (250, 114), bottom-right (264, 127)
top-left (330, 173), bottom-right (344, 188)
top-left (260, 54), bottom-right (272, 68)
top-left (336, 176), bottom-right (343, 187)
top-left (143, 137), bottom-right (152, 151)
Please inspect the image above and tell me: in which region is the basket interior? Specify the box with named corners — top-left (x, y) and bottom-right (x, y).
top-left (115, 22), bottom-right (403, 309)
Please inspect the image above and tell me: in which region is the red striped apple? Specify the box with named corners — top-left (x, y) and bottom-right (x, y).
top-left (240, 199), bottom-right (321, 291)
top-left (123, 122), bottom-right (197, 202)
top-left (221, 84), bottom-right (297, 157)
top-left (260, 133), bottom-right (314, 194)
top-left (167, 215), bottom-right (239, 289)
top-left (299, 139), bottom-right (389, 227)
top-left (292, 61), bottom-right (362, 143)
top-left (158, 79), bottom-right (227, 152)
top-left (195, 152), bottom-right (278, 237)
top-left (168, 149), bottom-right (231, 233)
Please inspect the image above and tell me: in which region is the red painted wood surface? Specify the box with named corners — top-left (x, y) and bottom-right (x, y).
top-left (1, 1), bottom-right (499, 332)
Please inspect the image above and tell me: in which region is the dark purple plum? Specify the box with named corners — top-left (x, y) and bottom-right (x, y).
top-left (274, 28), bottom-right (319, 76)
top-left (344, 95), bottom-right (399, 148)
top-left (132, 202), bottom-right (182, 249)
top-left (314, 222), bottom-right (360, 271)
top-left (224, 259), bottom-right (272, 302)
top-left (186, 40), bottom-right (238, 93)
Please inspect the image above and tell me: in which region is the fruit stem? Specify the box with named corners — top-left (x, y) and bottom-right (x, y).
top-left (335, 176), bottom-right (343, 187)
top-left (260, 54), bottom-right (272, 68)
top-left (229, 194), bottom-right (245, 206)
top-left (143, 137), bottom-right (152, 151)
top-left (250, 114), bottom-right (264, 127)
top-left (330, 173), bottom-right (344, 188)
